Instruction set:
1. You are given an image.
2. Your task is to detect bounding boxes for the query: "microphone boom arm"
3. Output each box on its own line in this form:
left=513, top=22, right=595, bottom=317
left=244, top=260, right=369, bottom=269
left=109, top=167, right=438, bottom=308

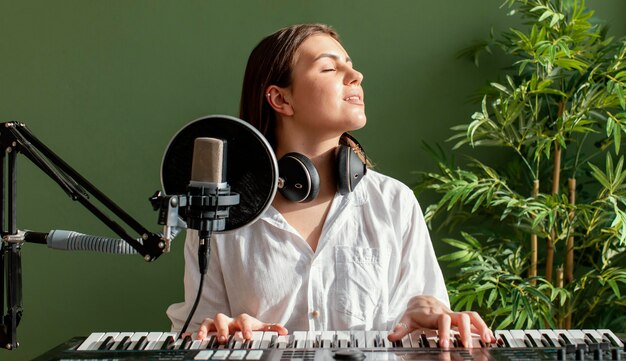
left=0, top=121, right=166, bottom=350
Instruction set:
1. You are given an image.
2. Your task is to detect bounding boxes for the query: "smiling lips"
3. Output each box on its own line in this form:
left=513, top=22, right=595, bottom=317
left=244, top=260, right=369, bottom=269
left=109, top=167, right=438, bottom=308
left=344, top=93, right=364, bottom=105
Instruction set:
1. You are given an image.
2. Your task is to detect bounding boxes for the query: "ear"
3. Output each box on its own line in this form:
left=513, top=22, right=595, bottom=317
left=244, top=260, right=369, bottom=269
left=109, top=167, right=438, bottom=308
left=266, top=86, right=294, bottom=117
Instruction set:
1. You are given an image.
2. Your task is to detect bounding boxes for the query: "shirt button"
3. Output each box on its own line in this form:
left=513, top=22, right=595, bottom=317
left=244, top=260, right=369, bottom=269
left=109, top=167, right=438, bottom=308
left=311, top=310, right=320, bottom=318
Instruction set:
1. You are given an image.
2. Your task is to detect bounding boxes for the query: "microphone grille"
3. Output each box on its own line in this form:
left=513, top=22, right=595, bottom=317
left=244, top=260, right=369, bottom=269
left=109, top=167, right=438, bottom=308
left=191, top=138, right=224, bottom=183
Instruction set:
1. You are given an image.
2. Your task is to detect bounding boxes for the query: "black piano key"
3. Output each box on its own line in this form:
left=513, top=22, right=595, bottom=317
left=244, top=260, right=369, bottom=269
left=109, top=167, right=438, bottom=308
left=134, top=335, right=148, bottom=350
left=420, top=333, right=430, bottom=348
left=115, top=335, right=130, bottom=350
left=287, top=334, right=295, bottom=348
left=270, top=334, right=278, bottom=348
left=207, top=335, right=217, bottom=349
left=525, top=334, right=540, bottom=348
left=226, top=335, right=235, bottom=349
left=161, top=335, right=176, bottom=350
left=541, top=333, right=557, bottom=347
left=498, top=334, right=511, bottom=348
left=98, top=336, right=114, bottom=350
left=585, top=332, right=610, bottom=351
left=179, top=335, right=193, bottom=350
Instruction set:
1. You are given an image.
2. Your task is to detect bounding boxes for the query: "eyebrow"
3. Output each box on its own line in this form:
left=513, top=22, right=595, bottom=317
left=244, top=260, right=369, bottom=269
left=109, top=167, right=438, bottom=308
left=314, top=53, right=352, bottom=63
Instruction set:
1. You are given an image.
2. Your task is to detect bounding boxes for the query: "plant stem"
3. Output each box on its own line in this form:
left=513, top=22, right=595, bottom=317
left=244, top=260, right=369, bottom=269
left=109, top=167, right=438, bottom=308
left=565, top=177, right=576, bottom=329
left=529, top=179, right=539, bottom=285
left=546, top=141, right=561, bottom=283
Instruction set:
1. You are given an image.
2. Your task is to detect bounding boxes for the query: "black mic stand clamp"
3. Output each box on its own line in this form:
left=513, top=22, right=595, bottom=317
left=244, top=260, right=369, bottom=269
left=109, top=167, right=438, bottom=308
left=0, top=121, right=171, bottom=350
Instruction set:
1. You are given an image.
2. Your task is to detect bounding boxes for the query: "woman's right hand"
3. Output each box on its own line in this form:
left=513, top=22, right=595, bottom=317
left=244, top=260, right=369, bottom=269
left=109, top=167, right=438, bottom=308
left=196, top=313, right=288, bottom=342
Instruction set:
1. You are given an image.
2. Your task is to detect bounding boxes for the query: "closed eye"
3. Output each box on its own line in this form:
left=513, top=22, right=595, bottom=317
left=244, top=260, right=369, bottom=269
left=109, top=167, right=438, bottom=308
left=322, top=68, right=336, bottom=72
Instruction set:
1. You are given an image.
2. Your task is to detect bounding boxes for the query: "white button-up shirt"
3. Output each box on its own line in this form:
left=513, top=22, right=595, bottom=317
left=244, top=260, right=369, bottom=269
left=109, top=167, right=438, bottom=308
left=167, top=170, right=449, bottom=332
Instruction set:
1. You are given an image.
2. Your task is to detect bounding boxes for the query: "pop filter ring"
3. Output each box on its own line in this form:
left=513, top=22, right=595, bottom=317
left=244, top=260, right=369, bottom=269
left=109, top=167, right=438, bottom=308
left=160, top=115, right=278, bottom=232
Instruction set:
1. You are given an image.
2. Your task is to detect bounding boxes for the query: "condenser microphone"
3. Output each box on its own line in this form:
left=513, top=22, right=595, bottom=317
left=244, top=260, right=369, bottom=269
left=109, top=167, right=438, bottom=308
left=185, top=137, right=239, bottom=236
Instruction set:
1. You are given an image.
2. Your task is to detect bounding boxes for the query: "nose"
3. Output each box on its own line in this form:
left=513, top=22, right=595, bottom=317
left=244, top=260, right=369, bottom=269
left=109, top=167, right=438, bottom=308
left=345, top=67, right=364, bottom=86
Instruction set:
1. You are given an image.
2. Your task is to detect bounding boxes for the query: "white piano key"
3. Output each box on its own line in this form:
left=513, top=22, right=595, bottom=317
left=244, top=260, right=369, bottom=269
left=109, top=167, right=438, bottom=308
left=261, top=331, right=277, bottom=348
left=190, top=339, right=203, bottom=350
left=320, top=331, right=335, bottom=348
left=336, top=331, right=351, bottom=348
left=111, top=332, right=134, bottom=350
left=399, top=332, right=412, bottom=348
left=246, top=350, right=264, bottom=360
left=292, top=331, right=307, bottom=349
left=305, top=330, right=321, bottom=348
left=229, top=350, right=247, bottom=359
left=598, top=328, right=625, bottom=348
left=275, top=334, right=290, bottom=348
left=77, top=332, right=106, bottom=351
left=249, top=331, right=264, bottom=349
left=96, top=332, right=120, bottom=350
left=509, top=330, right=530, bottom=348
left=538, top=329, right=561, bottom=347
left=365, top=330, right=380, bottom=348
left=143, top=332, right=165, bottom=350
left=352, top=330, right=366, bottom=348
left=212, top=350, right=231, bottom=360
left=564, top=329, right=588, bottom=348
left=553, top=329, right=577, bottom=349
left=407, top=331, right=421, bottom=348
left=524, top=330, right=545, bottom=348
left=495, top=330, right=521, bottom=348
left=194, top=350, right=214, bottom=360
left=155, top=331, right=178, bottom=350
left=379, top=330, right=392, bottom=348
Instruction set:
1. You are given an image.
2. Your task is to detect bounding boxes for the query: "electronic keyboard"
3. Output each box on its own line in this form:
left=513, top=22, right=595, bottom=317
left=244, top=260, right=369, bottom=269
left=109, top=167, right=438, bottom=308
left=34, top=329, right=626, bottom=361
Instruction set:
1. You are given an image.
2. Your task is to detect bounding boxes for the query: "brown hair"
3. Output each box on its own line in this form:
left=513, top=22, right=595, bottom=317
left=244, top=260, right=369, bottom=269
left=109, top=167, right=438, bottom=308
left=239, top=23, right=370, bottom=166
left=239, top=23, right=338, bottom=148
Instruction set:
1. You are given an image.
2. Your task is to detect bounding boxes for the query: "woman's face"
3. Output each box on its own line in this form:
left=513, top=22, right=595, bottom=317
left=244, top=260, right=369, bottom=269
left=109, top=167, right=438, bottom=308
left=283, top=34, right=366, bottom=138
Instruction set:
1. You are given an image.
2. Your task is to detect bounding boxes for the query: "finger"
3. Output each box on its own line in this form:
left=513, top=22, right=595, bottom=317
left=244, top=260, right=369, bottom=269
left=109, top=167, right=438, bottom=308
left=437, top=313, right=452, bottom=349
left=197, top=318, right=215, bottom=340
left=453, top=312, right=472, bottom=348
left=264, top=323, right=289, bottom=335
left=387, top=320, right=411, bottom=342
left=467, top=311, right=495, bottom=343
left=237, top=314, right=255, bottom=340
left=214, top=313, right=232, bottom=344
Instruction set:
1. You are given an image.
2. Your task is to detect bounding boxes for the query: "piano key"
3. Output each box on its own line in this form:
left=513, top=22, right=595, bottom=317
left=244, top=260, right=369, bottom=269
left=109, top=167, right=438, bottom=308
left=113, top=333, right=133, bottom=350
left=598, top=329, right=625, bottom=349
left=260, top=331, right=277, bottom=349
left=306, top=330, right=321, bottom=348
left=399, top=333, right=411, bottom=348
left=212, top=350, right=231, bottom=360
left=553, top=329, right=579, bottom=352
left=144, top=332, right=167, bottom=350
left=229, top=350, right=247, bottom=360
left=495, top=330, right=521, bottom=348
left=509, top=330, right=532, bottom=348
left=365, top=330, right=379, bottom=348
left=408, top=331, right=422, bottom=348
left=291, top=331, right=307, bottom=349
left=564, top=329, right=589, bottom=351
left=352, top=330, right=365, bottom=348
left=538, top=329, right=561, bottom=348
left=231, top=332, right=246, bottom=349
left=583, top=329, right=611, bottom=350
left=194, top=350, right=214, bottom=360
left=97, top=332, right=119, bottom=350
left=77, top=332, right=106, bottom=351
left=190, top=339, right=203, bottom=350
left=126, top=332, right=148, bottom=350
left=379, top=330, right=392, bottom=348
left=320, top=331, right=335, bottom=348
left=246, top=350, right=264, bottom=360
left=336, top=330, right=351, bottom=348
left=275, top=334, right=290, bottom=348
left=160, top=334, right=176, bottom=350
left=179, top=334, right=193, bottom=350
left=423, top=329, right=438, bottom=348
left=524, top=330, right=544, bottom=348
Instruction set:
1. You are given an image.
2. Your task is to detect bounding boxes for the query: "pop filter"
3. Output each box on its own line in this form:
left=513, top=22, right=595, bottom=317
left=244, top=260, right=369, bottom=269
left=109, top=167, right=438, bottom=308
left=161, top=115, right=278, bottom=232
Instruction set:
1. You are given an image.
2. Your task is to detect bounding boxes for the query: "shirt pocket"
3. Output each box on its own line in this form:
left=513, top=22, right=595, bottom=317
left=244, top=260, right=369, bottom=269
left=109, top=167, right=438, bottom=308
left=332, top=245, right=382, bottom=322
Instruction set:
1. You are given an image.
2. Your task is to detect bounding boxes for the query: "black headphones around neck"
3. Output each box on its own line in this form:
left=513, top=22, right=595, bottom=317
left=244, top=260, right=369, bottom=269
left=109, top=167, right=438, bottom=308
left=277, top=135, right=367, bottom=203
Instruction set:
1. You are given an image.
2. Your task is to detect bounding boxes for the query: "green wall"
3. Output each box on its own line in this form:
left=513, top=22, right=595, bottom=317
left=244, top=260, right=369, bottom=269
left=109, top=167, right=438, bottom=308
left=1, top=1, right=625, bottom=359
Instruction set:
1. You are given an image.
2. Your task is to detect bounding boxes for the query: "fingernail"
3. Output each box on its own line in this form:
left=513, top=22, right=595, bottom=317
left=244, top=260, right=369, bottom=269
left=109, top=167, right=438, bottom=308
left=441, top=339, right=449, bottom=348
left=244, top=331, right=252, bottom=339
left=219, top=335, right=227, bottom=343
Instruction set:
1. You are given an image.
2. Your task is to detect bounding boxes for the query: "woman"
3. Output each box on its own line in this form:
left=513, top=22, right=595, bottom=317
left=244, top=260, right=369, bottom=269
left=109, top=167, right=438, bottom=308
left=167, top=23, right=495, bottom=348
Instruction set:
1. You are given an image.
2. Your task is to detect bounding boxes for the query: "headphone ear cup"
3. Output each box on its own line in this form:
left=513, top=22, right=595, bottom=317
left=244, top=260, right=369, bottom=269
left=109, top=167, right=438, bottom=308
left=278, top=152, right=320, bottom=203
left=336, top=145, right=367, bottom=195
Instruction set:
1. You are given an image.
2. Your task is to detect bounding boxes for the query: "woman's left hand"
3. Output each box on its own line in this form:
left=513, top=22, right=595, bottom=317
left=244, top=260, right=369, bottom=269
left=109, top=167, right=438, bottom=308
left=387, top=295, right=496, bottom=348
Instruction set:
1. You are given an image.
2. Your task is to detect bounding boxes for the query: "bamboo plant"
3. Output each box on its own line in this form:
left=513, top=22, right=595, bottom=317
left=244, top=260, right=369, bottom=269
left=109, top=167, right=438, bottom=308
left=417, top=0, right=626, bottom=330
